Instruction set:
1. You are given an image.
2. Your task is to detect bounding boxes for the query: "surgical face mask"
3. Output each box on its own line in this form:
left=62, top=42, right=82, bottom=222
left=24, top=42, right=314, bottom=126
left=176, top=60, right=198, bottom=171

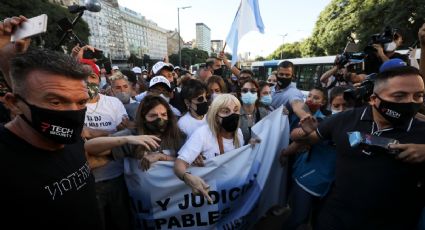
left=16, top=95, right=86, bottom=144
left=142, top=74, right=148, bottom=79
left=241, top=92, right=258, bottom=105
left=159, top=93, right=170, bottom=103
left=384, top=41, right=397, bottom=52
left=115, top=92, right=131, bottom=104
left=211, top=93, right=220, bottom=101
left=87, top=82, right=100, bottom=99
left=374, top=94, right=421, bottom=126
left=219, top=113, right=240, bottom=132
left=260, top=95, right=272, bottom=106
left=331, top=109, right=342, bottom=115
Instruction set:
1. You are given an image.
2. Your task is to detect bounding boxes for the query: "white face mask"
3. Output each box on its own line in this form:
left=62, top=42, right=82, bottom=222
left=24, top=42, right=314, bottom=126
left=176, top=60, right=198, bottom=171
left=331, top=109, right=342, bottom=115
left=384, top=41, right=397, bottom=52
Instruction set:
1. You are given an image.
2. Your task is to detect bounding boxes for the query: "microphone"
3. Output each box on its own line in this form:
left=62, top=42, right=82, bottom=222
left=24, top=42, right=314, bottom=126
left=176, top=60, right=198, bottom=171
left=67, top=0, right=101, bottom=14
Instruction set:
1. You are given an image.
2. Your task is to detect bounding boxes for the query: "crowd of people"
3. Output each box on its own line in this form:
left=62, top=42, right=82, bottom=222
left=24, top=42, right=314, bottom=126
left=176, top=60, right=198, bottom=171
left=1, top=15, right=425, bottom=230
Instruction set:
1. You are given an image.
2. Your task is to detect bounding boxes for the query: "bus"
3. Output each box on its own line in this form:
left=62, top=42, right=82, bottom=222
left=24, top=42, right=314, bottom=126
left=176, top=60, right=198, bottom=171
left=251, top=56, right=336, bottom=91
left=251, top=49, right=420, bottom=92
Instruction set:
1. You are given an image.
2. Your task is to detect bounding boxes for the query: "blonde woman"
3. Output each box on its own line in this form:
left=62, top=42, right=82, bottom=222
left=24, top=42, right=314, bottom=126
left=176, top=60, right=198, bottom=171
left=174, top=94, right=244, bottom=202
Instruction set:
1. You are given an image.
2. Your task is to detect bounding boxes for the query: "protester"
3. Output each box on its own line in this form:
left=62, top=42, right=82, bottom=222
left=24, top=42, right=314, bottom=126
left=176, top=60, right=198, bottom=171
left=206, top=75, right=227, bottom=100
left=178, top=79, right=209, bottom=137
left=174, top=94, right=244, bottom=202
left=258, top=80, right=274, bottom=111
left=239, top=79, right=269, bottom=144
left=280, top=87, right=343, bottom=230
left=110, top=71, right=139, bottom=121
left=85, top=95, right=185, bottom=171
left=0, top=16, right=101, bottom=227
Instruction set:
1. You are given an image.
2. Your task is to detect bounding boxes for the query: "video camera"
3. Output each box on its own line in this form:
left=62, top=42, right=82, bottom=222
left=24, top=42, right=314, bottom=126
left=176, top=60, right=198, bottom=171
left=343, top=73, right=377, bottom=107
left=364, top=26, right=398, bottom=54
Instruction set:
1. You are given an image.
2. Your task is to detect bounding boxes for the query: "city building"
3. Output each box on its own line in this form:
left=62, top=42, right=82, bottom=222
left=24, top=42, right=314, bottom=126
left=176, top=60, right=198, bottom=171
left=211, top=39, right=223, bottom=54
left=81, top=0, right=126, bottom=60
left=195, top=23, right=211, bottom=54
left=167, top=30, right=183, bottom=56
left=119, top=6, right=149, bottom=58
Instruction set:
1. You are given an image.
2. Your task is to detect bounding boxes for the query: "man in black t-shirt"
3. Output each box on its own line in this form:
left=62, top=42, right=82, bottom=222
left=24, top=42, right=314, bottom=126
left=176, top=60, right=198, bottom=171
left=0, top=17, right=101, bottom=229
left=295, top=65, right=425, bottom=229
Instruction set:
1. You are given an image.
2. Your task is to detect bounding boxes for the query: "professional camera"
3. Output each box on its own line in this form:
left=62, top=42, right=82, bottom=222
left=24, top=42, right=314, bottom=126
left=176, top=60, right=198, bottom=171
left=364, top=26, right=397, bottom=54
left=343, top=73, right=377, bottom=107
left=335, top=52, right=366, bottom=69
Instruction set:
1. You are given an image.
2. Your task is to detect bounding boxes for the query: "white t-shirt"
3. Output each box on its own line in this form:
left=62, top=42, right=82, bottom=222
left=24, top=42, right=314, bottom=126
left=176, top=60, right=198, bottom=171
left=177, top=113, right=207, bottom=137
left=177, top=125, right=244, bottom=164
left=84, top=94, right=128, bottom=132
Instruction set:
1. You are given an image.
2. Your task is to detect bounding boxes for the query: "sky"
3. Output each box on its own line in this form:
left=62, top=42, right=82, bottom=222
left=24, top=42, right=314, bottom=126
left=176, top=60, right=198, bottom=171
left=117, top=0, right=332, bottom=58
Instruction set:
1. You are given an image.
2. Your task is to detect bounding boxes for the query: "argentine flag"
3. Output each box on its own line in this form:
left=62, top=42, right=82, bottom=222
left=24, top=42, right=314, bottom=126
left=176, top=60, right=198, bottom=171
left=225, top=0, right=265, bottom=66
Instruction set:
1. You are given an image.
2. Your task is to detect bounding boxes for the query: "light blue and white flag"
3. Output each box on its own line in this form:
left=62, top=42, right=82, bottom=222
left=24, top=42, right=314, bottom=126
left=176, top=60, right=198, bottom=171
left=225, top=0, right=265, bottom=66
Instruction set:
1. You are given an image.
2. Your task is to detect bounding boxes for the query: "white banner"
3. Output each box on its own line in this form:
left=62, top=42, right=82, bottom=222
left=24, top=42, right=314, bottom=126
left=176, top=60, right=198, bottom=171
left=124, top=106, right=290, bottom=229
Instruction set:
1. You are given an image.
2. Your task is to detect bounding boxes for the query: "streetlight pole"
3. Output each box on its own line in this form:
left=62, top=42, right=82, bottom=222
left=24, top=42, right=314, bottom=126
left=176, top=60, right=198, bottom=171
left=279, top=33, right=288, bottom=60
left=178, top=6, right=191, bottom=67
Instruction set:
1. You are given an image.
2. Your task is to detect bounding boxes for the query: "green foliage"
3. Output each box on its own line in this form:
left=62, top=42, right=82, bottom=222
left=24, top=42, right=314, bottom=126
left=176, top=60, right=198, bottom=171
left=269, top=0, right=425, bottom=57
left=168, top=48, right=209, bottom=69
left=267, top=42, right=304, bottom=59
left=255, top=56, right=266, bottom=61
left=0, top=0, right=90, bottom=51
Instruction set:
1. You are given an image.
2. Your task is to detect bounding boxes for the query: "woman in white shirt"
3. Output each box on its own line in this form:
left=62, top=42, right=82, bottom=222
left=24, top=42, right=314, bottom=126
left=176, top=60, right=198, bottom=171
left=178, top=79, right=209, bottom=137
left=174, top=94, right=244, bottom=202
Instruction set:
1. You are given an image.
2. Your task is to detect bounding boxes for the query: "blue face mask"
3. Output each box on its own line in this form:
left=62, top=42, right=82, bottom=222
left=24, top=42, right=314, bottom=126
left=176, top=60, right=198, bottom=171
left=260, top=95, right=272, bottom=106
left=241, top=92, right=258, bottom=105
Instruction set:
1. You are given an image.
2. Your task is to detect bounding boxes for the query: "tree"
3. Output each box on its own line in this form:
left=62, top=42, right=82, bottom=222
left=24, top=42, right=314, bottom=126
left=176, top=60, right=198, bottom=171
left=168, top=48, right=209, bottom=69
left=0, top=0, right=90, bottom=51
left=255, top=56, right=266, bottom=61
left=268, top=42, right=304, bottom=59
left=306, top=0, right=425, bottom=56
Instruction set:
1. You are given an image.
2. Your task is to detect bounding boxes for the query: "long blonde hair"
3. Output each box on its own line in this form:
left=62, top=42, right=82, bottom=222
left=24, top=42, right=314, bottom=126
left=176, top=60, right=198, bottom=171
left=207, top=94, right=241, bottom=148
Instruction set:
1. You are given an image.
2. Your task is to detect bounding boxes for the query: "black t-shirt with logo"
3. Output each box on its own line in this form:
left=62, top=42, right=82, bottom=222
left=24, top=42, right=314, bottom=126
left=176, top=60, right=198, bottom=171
left=0, top=125, right=101, bottom=229
left=316, top=106, right=425, bottom=230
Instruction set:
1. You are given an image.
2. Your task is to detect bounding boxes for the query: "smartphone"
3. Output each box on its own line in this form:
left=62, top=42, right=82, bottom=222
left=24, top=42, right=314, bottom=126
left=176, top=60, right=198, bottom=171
left=11, top=14, right=48, bottom=42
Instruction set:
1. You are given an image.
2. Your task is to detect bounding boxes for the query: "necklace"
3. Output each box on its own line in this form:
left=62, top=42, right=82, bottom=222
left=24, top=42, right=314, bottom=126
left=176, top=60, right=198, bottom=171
left=86, top=101, right=100, bottom=114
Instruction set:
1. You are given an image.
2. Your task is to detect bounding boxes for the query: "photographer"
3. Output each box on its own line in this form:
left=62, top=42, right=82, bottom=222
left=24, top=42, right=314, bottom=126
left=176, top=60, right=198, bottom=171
left=295, top=63, right=425, bottom=229
left=320, top=55, right=365, bottom=92
left=365, top=27, right=408, bottom=74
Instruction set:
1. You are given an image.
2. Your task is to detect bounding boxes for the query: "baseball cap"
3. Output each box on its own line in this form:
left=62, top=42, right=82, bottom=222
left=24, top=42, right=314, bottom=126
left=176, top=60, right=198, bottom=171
left=174, top=66, right=181, bottom=70
left=152, top=61, right=174, bottom=75
left=379, top=58, right=407, bottom=73
left=132, top=66, right=142, bottom=74
left=112, top=66, right=119, bottom=70
left=79, top=58, right=100, bottom=77
left=149, top=75, right=172, bottom=91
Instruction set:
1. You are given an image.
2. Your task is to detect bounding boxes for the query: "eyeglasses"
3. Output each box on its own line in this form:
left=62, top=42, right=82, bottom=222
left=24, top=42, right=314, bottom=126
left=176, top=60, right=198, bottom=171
left=241, top=88, right=257, bottom=94
left=193, top=95, right=210, bottom=103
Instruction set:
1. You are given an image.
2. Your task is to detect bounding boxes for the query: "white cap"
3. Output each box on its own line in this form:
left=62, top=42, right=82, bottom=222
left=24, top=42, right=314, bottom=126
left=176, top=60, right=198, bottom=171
left=132, top=66, right=142, bottom=74
left=174, top=66, right=181, bottom=70
left=149, top=75, right=171, bottom=91
left=152, top=61, right=173, bottom=75
left=112, top=66, right=119, bottom=70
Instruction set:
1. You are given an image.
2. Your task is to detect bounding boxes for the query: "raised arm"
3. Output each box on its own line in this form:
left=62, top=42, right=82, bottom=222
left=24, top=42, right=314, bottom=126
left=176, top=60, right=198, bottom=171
left=85, top=135, right=161, bottom=156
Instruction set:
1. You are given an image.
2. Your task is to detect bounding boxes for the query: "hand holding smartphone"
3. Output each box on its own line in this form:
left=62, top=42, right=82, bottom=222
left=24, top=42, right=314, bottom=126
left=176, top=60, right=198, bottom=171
left=10, top=14, right=48, bottom=42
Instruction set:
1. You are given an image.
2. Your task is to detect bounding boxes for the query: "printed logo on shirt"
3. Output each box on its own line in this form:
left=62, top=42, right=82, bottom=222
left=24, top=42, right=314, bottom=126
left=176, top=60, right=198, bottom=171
left=85, top=115, right=113, bottom=128
left=44, top=162, right=91, bottom=200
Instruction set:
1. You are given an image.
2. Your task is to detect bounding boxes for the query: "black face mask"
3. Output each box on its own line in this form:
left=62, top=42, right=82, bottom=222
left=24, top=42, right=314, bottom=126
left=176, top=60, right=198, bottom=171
left=219, top=113, right=240, bottom=132
left=213, top=67, right=224, bottom=77
left=374, top=94, right=422, bottom=126
left=145, top=118, right=168, bottom=133
left=17, top=95, right=86, bottom=144
left=192, top=101, right=209, bottom=116
left=277, top=77, right=292, bottom=89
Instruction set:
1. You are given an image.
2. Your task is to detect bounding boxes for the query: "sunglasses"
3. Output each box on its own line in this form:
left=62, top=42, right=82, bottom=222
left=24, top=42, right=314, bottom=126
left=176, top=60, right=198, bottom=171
left=241, top=88, right=257, bottom=94
left=193, top=95, right=210, bottom=103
